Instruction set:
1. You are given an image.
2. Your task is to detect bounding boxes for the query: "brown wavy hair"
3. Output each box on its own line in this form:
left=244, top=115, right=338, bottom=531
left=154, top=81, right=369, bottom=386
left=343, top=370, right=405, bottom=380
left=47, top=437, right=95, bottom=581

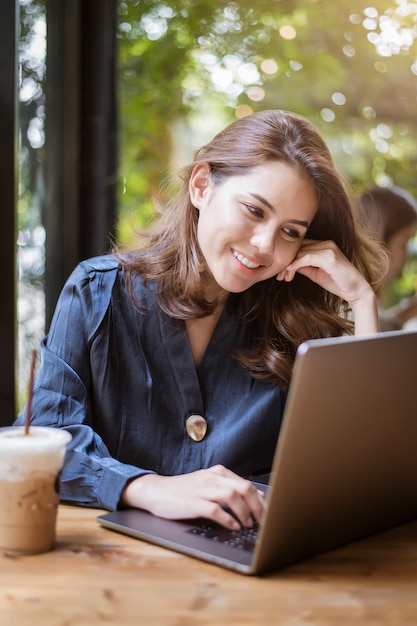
left=119, top=110, right=387, bottom=387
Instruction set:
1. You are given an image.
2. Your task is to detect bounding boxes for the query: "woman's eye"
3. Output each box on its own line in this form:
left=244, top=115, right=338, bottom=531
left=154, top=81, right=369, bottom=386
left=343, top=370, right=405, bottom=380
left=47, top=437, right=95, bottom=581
left=283, top=227, right=302, bottom=239
left=244, top=204, right=264, bottom=218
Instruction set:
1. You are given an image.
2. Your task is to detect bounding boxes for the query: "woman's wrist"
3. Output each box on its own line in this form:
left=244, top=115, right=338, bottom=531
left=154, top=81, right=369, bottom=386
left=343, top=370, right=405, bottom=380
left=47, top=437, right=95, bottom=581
left=349, top=287, right=380, bottom=335
left=121, top=473, right=159, bottom=509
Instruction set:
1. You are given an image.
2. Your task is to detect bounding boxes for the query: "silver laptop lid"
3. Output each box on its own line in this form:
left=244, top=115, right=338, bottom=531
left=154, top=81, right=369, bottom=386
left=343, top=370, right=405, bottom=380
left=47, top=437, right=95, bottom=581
left=253, top=330, right=417, bottom=573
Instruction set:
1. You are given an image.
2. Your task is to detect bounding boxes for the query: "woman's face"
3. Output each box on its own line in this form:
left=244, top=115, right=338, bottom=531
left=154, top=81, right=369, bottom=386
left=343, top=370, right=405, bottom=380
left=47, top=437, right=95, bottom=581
left=190, top=161, right=318, bottom=299
left=385, top=221, right=417, bottom=283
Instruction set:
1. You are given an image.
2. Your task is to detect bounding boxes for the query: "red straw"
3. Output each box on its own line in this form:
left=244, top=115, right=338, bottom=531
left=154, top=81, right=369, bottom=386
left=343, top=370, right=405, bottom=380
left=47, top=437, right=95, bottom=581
left=25, top=350, right=38, bottom=435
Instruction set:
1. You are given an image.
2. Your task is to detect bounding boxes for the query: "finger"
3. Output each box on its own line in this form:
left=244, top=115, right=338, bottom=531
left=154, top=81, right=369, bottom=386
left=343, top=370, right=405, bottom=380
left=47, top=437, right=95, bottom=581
left=225, top=493, right=254, bottom=528
left=199, top=501, right=242, bottom=530
left=300, top=238, right=332, bottom=249
left=300, top=238, right=320, bottom=245
left=243, top=482, right=266, bottom=523
left=276, top=269, right=287, bottom=281
left=225, top=480, right=266, bottom=527
left=207, top=467, right=266, bottom=526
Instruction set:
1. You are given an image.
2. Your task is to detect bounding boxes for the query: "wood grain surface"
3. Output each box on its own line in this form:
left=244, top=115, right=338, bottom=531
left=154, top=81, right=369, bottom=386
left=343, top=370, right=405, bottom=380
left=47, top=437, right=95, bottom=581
left=1, top=504, right=417, bottom=625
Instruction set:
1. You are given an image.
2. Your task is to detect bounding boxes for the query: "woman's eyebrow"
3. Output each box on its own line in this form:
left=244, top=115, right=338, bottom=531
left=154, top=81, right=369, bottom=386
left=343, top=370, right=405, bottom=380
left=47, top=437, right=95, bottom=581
left=249, top=193, right=310, bottom=228
left=249, top=192, right=276, bottom=211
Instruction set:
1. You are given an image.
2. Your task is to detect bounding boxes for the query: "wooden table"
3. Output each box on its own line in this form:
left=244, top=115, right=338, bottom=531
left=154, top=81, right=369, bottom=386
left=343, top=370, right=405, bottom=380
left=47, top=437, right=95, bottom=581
left=1, top=504, right=417, bottom=625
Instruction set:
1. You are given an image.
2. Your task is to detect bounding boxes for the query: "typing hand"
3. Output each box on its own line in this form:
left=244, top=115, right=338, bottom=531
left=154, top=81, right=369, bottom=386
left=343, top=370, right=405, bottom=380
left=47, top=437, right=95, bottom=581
left=121, top=465, right=265, bottom=530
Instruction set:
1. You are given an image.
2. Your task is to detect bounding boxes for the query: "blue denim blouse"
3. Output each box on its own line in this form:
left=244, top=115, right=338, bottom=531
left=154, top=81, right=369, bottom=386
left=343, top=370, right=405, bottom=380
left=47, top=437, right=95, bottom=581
left=16, top=256, right=287, bottom=510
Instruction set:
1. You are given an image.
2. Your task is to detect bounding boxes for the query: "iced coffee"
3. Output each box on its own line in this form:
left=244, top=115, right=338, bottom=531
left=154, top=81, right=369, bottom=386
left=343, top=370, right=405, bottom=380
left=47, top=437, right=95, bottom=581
left=0, top=426, right=71, bottom=554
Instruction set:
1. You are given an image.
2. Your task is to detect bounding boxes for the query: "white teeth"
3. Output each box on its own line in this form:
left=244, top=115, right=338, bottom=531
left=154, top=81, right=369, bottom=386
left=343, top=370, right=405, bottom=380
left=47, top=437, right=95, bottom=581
left=233, top=250, right=261, bottom=269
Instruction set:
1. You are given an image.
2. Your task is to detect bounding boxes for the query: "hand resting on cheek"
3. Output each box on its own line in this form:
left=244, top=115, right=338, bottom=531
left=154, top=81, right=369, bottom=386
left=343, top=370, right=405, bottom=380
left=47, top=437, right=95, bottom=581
left=276, top=239, right=380, bottom=335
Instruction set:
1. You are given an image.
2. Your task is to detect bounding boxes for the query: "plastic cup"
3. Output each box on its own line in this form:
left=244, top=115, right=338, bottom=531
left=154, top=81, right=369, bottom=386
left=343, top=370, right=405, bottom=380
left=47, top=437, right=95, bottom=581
left=0, top=426, right=71, bottom=555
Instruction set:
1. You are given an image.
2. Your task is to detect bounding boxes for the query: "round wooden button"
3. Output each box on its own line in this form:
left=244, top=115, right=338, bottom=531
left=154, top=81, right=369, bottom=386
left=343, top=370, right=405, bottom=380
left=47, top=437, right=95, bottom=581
left=185, top=414, right=207, bottom=442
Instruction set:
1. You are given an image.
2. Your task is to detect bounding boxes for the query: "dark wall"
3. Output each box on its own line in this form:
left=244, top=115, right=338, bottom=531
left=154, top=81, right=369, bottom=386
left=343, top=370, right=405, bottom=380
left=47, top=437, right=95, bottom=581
left=0, top=1, right=18, bottom=426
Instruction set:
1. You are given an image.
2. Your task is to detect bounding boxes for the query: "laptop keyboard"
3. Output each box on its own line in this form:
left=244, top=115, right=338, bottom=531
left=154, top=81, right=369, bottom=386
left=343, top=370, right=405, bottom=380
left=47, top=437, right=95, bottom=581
left=187, top=521, right=259, bottom=552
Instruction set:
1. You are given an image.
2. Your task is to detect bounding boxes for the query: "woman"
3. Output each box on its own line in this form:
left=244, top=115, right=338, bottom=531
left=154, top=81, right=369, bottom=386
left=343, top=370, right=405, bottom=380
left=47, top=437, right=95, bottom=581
left=360, top=185, right=417, bottom=331
left=17, top=110, right=386, bottom=531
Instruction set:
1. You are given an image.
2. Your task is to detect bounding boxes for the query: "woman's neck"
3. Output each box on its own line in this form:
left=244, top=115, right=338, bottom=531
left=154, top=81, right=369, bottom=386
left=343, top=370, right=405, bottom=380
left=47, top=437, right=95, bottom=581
left=185, top=300, right=227, bottom=367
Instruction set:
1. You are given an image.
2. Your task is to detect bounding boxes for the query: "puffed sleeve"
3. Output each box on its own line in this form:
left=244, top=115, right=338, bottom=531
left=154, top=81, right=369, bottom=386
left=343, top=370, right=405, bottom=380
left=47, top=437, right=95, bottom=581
left=15, top=257, right=148, bottom=510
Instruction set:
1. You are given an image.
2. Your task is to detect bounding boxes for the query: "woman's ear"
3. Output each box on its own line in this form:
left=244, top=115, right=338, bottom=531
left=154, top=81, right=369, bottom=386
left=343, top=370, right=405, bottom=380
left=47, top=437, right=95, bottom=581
left=189, top=162, right=211, bottom=209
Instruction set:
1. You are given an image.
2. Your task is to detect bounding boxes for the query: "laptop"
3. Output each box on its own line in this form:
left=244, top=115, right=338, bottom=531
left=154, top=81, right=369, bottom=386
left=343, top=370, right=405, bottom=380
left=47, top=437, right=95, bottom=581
left=98, top=330, right=417, bottom=575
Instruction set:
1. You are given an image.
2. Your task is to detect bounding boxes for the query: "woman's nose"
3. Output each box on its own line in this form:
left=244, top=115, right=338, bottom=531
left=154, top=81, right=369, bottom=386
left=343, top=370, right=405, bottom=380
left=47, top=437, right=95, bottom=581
left=250, top=230, right=275, bottom=255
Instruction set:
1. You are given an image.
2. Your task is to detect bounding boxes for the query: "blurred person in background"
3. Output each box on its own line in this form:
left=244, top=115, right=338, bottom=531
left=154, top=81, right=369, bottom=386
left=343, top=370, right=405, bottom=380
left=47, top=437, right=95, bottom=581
left=360, top=185, right=417, bottom=331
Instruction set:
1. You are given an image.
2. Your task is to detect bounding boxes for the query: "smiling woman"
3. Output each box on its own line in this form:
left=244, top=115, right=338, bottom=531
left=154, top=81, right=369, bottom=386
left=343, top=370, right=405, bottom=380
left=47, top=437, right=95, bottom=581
left=190, top=161, right=317, bottom=296
left=121, top=109, right=387, bottom=365
left=16, top=110, right=387, bottom=533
